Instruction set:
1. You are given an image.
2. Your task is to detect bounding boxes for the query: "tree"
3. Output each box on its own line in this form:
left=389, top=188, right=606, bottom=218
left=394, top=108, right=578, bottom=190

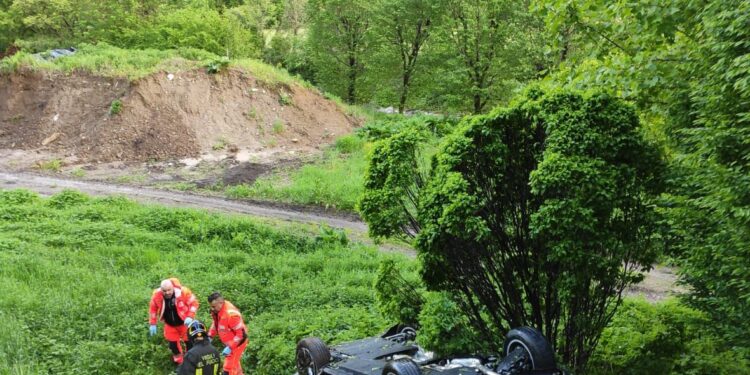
left=534, top=0, right=750, bottom=349
left=361, top=89, right=665, bottom=371
left=434, top=0, right=544, bottom=113
left=371, top=0, right=438, bottom=113
left=306, top=0, right=373, bottom=104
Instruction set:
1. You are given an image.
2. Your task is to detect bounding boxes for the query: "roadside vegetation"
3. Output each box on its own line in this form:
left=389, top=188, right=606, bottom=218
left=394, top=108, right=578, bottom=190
left=2, top=0, right=749, bottom=373
left=225, top=116, right=449, bottom=211
left=0, top=189, right=413, bottom=374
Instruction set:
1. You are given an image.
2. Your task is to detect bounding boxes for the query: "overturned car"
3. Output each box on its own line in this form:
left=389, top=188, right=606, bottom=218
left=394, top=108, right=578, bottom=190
left=296, top=325, right=564, bottom=375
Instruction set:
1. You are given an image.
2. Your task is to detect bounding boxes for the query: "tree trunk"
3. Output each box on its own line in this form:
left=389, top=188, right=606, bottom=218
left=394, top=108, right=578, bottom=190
left=347, top=56, right=357, bottom=104
left=398, top=72, right=412, bottom=113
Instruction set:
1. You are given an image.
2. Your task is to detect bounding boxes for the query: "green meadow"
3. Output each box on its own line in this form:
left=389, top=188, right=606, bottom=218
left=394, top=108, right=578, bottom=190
left=0, top=189, right=416, bottom=374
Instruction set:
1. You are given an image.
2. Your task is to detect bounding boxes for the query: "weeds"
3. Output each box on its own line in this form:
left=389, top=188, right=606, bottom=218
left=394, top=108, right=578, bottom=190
left=37, top=159, right=62, bottom=172
left=279, top=92, right=293, bottom=106
left=212, top=137, right=228, bottom=150
left=245, top=107, right=257, bottom=120
left=205, top=57, right=230, bottom=74
left=70, top=168, right=86, bottom=178
left=272, top=119, right=285, bottom=134
left=0, top=189, right=412, bottom=373
left=109, top=99, right=122, bottom=115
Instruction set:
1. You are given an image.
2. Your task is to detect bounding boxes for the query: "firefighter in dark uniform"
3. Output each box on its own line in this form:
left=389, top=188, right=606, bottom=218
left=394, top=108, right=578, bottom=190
left=178, top=320, right=222, bottom=375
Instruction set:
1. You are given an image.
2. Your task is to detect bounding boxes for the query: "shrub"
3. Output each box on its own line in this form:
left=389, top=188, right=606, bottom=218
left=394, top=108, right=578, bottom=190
left=335, top=135, right=365, bottom=154
left=588, top=298, right=750, bottom=375
left=417, top=292, right=483, bottom=356
left=374, top=259, right=424, bottom=325
left=46, top=189, right=89, bottom=209
left=109, top=99, right=122, bottom=115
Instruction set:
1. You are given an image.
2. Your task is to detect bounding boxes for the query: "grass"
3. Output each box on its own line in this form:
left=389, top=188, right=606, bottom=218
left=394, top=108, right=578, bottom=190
left=225, top=138, right=371, bottom=211
left=109, top=99, right=122, bottom=115
left=272, top=119, right=285, bottom=134
left=212, top=137, right=228, bottom=151
left=36, top=159, right=62, bottom=172
left=0, top=189, right=416, bottom=374
left=0, top=43, right=312, bottom=88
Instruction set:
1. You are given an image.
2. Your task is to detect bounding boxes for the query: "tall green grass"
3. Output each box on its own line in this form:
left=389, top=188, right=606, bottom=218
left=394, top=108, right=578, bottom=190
left=0, top=189, right=416, bottom=374
left=0, top=43, right=310, bottom=87
left=226, top=135, right=371, bottom=211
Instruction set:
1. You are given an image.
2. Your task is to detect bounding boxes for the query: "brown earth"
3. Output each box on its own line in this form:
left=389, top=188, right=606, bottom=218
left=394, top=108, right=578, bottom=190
left=0, top=68, right=358, bottom=163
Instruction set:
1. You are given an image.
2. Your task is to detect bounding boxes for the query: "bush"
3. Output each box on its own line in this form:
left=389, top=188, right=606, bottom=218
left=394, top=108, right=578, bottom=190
left=335, top=135, right=365, bottom=154
left=109, top=99, right=122, bottom=115
left=374, top=259, right=423, bottom=324
left=417, top=292, right=483, bottom=356
left=588, top=298, right=750, bottom=375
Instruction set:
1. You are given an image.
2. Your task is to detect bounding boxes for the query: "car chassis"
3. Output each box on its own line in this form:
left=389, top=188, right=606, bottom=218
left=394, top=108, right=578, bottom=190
left=296, top=325, right=565, bottom=375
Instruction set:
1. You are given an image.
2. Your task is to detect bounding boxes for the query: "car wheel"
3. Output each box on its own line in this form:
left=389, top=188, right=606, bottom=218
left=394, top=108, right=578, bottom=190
left=296, top=337, right=331, bottom=375
left=382, top=358, right=421, bottom=375
left=503, top=327, right=556, bottom=371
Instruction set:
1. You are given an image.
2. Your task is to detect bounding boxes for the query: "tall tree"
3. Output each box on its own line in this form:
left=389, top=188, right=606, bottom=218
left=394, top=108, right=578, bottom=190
left=372, top=0, right=438, bottom=113
left=306, top=0, right=373, bottom=104
left=361, top=90, right=665, bottom=371
left=535, top=0, right=750, bottom=348
left=436, top=0, right=542, bottom=113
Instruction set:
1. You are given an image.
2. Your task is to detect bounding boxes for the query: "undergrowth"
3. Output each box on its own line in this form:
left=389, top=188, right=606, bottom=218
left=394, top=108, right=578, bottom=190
left=0, top=189, right=416, bottom=374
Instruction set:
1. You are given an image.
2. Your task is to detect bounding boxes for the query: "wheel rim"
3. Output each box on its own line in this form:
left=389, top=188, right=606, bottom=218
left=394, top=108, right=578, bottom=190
left=507, top=339, right=534, bottom=370
left=296, top=347, right=316, bottom=375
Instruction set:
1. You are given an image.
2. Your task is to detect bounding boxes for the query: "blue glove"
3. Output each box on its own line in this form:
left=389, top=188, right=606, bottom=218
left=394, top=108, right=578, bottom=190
left=149, top=325, right=157, bottom=336
left=222, top=346, right=232, bottom=357
left=184, top=317, right=193, bottom=327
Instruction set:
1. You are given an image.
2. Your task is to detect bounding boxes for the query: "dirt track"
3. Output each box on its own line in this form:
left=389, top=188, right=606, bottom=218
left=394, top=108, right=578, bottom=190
left=0, top=171, right=680, bottom=300
left=0, top=171, right=367, bottom=232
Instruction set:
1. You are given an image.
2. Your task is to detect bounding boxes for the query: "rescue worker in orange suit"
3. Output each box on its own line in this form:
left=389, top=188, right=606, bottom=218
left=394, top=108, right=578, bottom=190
left=208, top=292, right=248, bottom=375
left=149, top=278, right=200, bottom=365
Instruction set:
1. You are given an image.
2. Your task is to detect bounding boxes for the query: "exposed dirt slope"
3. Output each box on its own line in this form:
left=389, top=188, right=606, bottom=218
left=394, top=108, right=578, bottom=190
left=0, top=68, right=358, bottom=163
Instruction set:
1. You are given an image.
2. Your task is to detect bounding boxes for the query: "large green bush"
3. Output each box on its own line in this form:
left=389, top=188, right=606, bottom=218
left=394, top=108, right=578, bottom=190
left=588, top=298, right=750, bottom=375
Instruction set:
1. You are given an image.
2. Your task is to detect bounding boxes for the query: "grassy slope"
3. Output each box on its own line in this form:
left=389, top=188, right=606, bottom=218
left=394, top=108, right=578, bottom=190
left=0, top=43, right=309, bottom=86
left=0, top=189, right=416, bottom=374
left=226, top=136, right=370, bottom=211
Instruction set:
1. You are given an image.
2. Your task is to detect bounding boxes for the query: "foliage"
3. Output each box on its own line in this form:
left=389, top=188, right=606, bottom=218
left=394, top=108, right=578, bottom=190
left=205, top=56, right=230, bottom=74
left=362, top=89, right=665, bottom=371
left=417, top=292, right=483, bottom=356
left=306, top=0, right=374, bottom=104
left=373, top=259, right=424, bottom=325
left=334, top=135, right=364, bottom=154
left=0, top=43, right=206, bottom=79
left=360, top=129, right=430, bottom=240
left=229, top=140, right=372, bottom=211
left=425, top=0, right=546, bottom=113
left=534, top=0, right=750, bottom=350
left=369, top=0, right=438, bottom=113
left=0, top=188, right=413, bottom=374
left=109, top=99, right=122, bottom=115
left=588, top=298, right=750, bottom=375
left=36, top=159, right=62, bottom=172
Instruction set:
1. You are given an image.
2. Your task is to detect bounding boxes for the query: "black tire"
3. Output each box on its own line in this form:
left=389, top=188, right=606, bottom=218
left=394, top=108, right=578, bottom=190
left=296, top=337, right=331, bottom=375
left=503, top=327, right=556, bottom=370
left=382, top=358, right=421, bottom=375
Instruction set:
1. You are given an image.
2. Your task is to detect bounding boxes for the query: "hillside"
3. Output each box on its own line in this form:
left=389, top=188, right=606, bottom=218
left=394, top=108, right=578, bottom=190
left=0, top=67, right=359, bottom=164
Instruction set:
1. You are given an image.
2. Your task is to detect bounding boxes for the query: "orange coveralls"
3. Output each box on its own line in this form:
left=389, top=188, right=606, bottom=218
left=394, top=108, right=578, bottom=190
left=209, top=300, right=248, bottom=375
left=148, top=278, right=199, bottom=362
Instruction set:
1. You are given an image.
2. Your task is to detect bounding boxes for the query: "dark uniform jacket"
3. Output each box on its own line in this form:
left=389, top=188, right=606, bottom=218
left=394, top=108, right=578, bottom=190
left=177, top=340, right=221, bottom=375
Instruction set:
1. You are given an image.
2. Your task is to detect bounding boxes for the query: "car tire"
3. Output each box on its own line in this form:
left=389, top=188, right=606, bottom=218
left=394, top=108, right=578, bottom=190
left=382, top=358, right=421, bottom=375
left=296, top=337, right=331, bottom=375
left=503, top=327, right=556, bottom=370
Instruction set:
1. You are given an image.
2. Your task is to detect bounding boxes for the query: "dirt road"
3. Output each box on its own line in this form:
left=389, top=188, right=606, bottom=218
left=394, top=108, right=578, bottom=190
left=0, top=171, right=367, bottom=232
left=0, top=171, right=680, bottom=300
